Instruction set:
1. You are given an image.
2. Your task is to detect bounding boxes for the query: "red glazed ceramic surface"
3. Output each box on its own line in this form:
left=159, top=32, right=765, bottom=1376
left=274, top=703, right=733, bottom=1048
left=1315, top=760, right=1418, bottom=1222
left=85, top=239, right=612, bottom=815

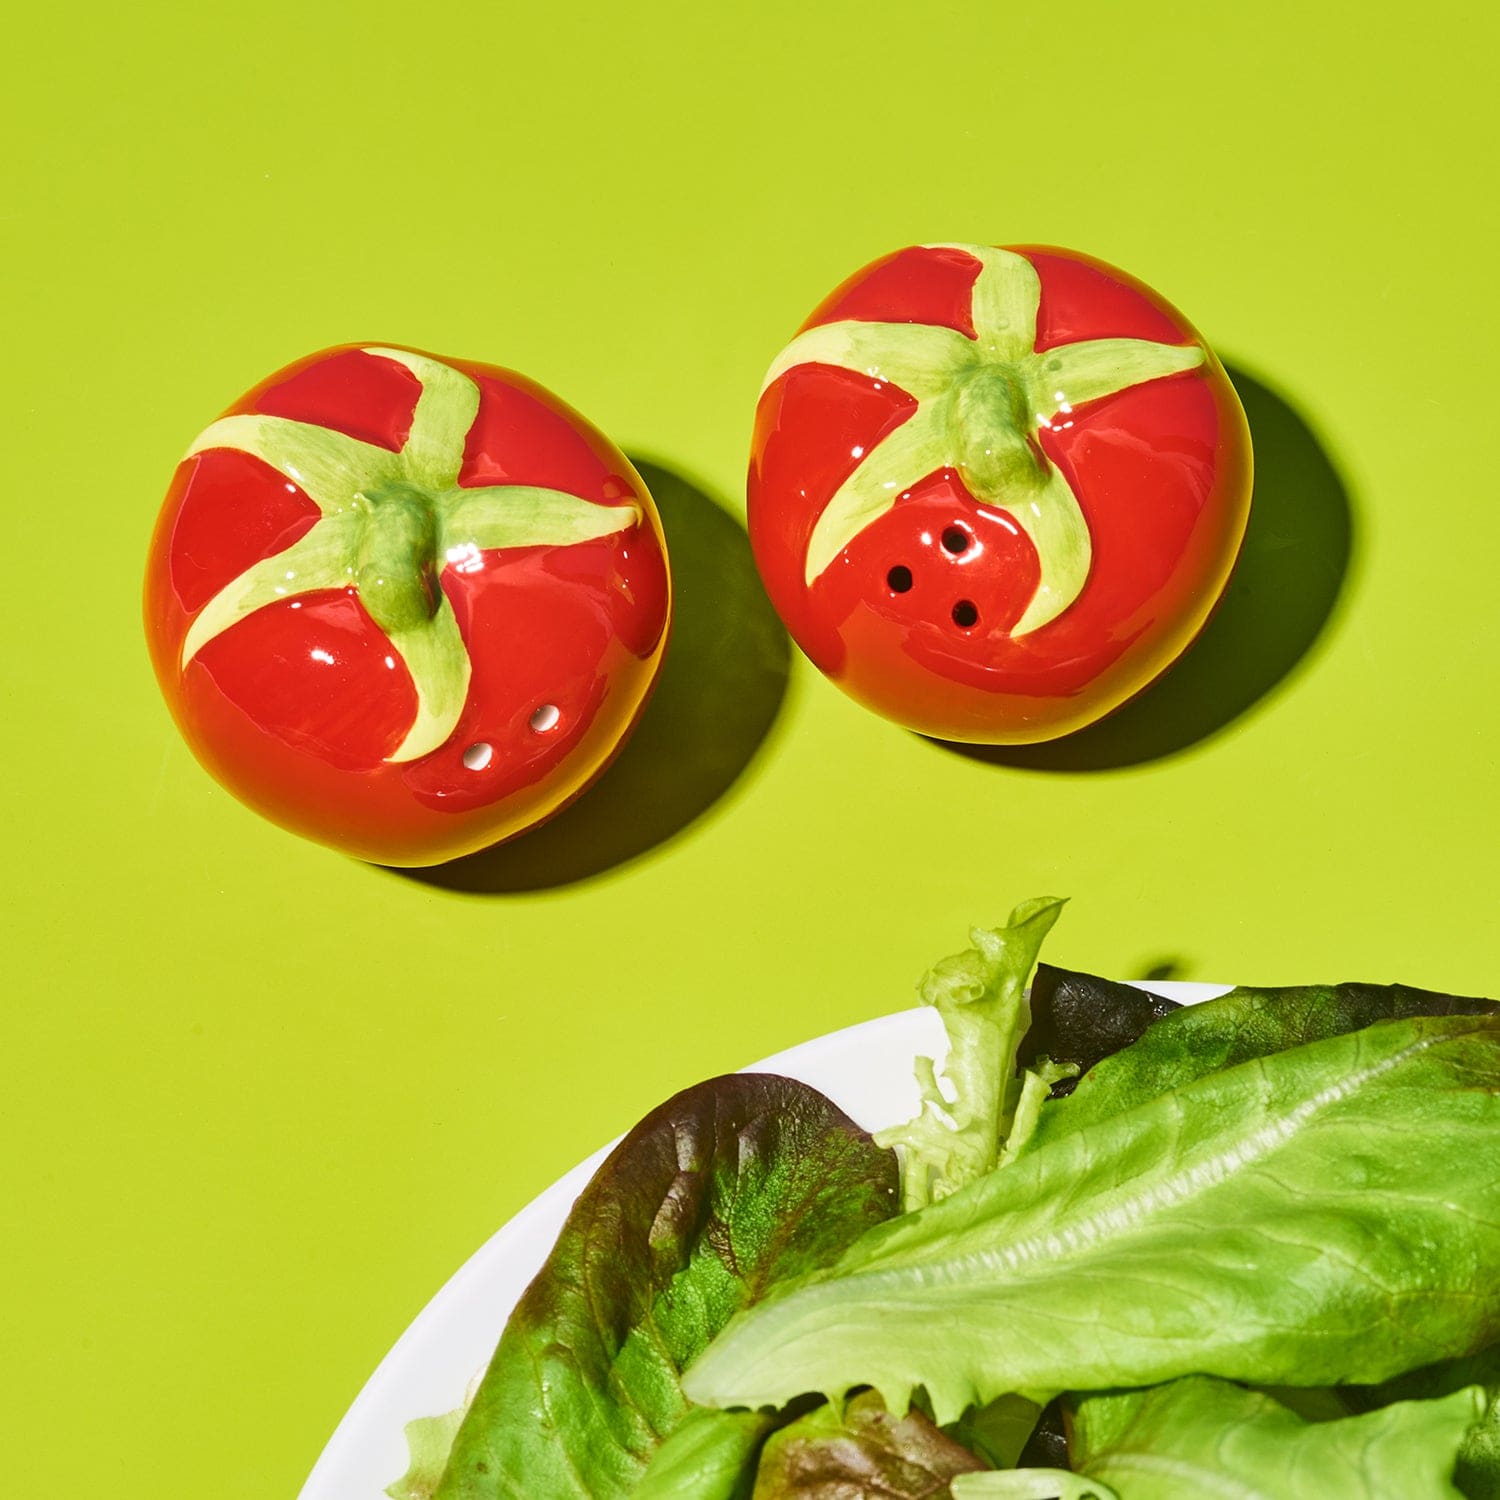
left=748, top=244, right=1253, bottom=743
left=144, top=344, right=671, bottom=865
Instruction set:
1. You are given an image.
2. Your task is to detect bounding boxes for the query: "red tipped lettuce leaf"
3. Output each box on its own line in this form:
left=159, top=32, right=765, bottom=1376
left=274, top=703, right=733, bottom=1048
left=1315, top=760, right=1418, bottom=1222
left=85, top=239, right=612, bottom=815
left=432, top=1072, right=898, bottom=1499
left=750, top=1390, right=987, bottom=1499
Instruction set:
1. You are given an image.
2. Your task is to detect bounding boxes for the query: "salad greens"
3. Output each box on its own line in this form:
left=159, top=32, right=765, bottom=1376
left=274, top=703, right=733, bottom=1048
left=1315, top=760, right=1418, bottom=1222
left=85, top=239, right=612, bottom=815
left=686, top=1008, right=1500, bottom=1418
left=1349, top=1344, right=1500, bottom=1494
left=633, top=1408, right=776, bottom=1500
left=1026, top=972, right=1497, bottom=1138
left=874, top=897, right=1065, bottom=1213
left=1017, top=963, right=1183, bottom=1089
left=398, top=901, right=1500, bottom=1497
left=950, top=1379, right=1485, bottom=1498
left=748, top=1390, right=986, bottom=1497
left=424, top=1072, right=896, bottom=1498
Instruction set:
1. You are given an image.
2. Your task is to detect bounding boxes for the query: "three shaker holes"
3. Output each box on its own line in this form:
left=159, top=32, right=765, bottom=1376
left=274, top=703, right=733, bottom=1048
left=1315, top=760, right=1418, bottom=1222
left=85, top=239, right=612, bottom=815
left=885, top=527, right=980, bottom=630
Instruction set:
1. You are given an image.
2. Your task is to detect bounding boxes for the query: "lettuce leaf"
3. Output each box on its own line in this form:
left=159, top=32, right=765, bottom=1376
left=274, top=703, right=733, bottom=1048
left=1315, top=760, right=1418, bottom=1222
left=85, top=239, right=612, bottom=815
left=749, top=1390, right=986, bottom=1498
left=634, top=1408, right=777, bottom=1500
left=1032, top=977, right=1496, bottom=1144
left=433, top=1073, right=897, bottom=1498
left=1017, top=964, right=1183, bottom=1091
left=944, top=1394, right=1048, bottom=1471
left=875, top=898, right=1066, bottom=1211
left=1348, top=1344, right=1500, bottom=1498
left=387, top=1408, right=470, bottom=1500
left=685, top=1011, right=1500, bottom=1422
left=949, top=1377, right=1483, bottom=1499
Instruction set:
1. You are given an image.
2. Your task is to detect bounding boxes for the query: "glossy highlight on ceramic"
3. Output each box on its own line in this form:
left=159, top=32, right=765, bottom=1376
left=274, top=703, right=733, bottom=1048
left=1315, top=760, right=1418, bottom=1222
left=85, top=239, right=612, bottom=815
left=748, top=243, right=1253, bottom=744
left=144, top=344, right=671, bottom=865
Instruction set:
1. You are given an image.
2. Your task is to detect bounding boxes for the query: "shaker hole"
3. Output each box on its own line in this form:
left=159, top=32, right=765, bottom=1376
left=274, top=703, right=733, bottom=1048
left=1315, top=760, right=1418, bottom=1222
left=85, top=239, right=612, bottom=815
left=941, top=527, right=970, bottom=555
left=952, top=600, right=979, bottom=628
left=887, top=565, right=914, bottom=593
left=529, top=703, right=562, bottom=734
left=462, top=742, right=494, bottom=771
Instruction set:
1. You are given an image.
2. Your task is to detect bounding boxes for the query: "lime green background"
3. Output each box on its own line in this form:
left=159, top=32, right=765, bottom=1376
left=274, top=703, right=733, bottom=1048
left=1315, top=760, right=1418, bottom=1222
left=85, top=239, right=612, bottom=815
left=5, top=3, right=1498, bottom=1493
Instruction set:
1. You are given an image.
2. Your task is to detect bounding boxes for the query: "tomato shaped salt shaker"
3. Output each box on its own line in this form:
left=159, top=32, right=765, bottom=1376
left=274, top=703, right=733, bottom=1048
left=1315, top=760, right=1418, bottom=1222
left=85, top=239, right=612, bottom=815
left=748, top=244, right=1252, bottom=742
left=144, top=344, right=671, bottom=865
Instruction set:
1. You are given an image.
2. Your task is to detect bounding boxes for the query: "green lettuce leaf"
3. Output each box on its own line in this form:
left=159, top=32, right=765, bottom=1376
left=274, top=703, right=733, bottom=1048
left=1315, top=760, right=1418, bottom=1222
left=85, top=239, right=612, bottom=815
left=1349, top=1344, right=1500, bottom=1498
left=634, top=1407, right=778, bottom=1500
left=434, top=1073, right=898, bottom=1498
left=387, top=1408, right=470, bottom=1500
left=948, top=1471, right=1105, bottom=1499
left=749, top=1389, right=987, bottom=1498
left=948, top=1377, right=1482, bottom=1499
left=1031, top=977, right=1496, bottom=1144
left=685, top=1012, right=1500, bottom=1422
left=875, top=899, right=1066, bottom=1211
left=945, top=1394, right=1047, bottom=1471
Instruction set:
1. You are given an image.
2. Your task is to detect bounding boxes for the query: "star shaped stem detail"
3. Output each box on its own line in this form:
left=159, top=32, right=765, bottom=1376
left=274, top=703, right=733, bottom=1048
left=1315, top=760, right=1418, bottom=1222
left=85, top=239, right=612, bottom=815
left=764, top=245, right=1205, bottom=635
left=181, top=347, right=641, bottom=762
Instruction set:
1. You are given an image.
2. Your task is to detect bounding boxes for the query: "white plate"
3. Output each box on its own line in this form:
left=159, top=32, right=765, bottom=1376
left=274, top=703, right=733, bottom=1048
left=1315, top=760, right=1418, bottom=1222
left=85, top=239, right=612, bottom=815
left=298, top=982, right=1226, bottom=1499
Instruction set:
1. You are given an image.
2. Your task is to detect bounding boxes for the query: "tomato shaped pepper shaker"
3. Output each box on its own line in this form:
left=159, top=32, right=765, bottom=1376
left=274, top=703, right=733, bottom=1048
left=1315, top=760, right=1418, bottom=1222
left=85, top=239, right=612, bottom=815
left=748, top=244, right=1252, bottom=742
left=145, top=344, right=671, bottom=865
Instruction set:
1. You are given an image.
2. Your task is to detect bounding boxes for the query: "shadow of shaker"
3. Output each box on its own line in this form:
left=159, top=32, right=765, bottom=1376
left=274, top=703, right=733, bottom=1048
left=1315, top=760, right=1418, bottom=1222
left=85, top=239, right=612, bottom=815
left=393, top=457, right=791, bottom=894
left=939, top=365, right=1355, bottom=772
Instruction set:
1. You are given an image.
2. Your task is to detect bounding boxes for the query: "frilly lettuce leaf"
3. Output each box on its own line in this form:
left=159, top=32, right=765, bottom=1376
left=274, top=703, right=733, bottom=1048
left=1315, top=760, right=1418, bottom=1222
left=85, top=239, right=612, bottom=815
left=875, top=898, right=1067, bottom=1211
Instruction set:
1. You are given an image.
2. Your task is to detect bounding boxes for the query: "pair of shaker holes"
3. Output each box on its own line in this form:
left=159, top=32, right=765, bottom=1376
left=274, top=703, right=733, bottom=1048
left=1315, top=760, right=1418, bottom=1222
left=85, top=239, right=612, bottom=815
left=886, top=527, right=980, bottom=630
left=461, top=703, right=561, bottom=771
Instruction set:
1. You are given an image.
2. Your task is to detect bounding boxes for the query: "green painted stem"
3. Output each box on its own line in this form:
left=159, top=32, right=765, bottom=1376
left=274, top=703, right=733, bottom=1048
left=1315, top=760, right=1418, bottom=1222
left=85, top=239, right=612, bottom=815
left=952, top=367, right=1049, bottom=497
left=353, top=483, right=443, bottom=636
